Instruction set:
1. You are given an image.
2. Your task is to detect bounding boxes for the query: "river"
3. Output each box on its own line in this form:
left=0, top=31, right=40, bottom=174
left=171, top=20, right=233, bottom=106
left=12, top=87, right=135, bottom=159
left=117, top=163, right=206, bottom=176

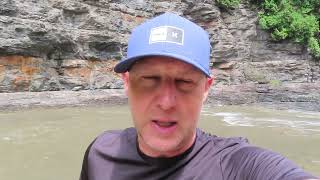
left=0, top=105, right=319, bottom=179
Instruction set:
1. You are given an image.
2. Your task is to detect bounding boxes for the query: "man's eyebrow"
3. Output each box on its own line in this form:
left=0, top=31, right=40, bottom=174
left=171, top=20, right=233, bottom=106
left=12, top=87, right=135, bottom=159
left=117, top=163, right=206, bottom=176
left=130, top=69, right=155, bottom=75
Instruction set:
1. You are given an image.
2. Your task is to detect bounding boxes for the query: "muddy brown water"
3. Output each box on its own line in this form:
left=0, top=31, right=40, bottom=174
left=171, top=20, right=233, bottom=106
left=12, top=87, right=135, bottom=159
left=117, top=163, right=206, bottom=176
left=0, top=105, right=319, bottom=179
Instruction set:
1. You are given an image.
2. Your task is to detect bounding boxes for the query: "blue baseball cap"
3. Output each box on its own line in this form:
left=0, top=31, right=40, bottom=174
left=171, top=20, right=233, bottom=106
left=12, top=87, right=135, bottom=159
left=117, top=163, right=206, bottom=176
left=114, top=12, right=211, bottom=77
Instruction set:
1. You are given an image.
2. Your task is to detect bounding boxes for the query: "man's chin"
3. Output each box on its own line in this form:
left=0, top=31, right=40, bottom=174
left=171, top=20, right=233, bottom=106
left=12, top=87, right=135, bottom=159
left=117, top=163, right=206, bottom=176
left=139, top=136, right=184, bottom=157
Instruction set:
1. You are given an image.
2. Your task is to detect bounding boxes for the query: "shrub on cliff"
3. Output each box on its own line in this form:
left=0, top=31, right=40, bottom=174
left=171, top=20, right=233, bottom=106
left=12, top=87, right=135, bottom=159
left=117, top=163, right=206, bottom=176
left=216, top=0, right=320, bottom=59
left=257, top=0, right=320, bottom=59
left=215, top=0, right=241, bottom=8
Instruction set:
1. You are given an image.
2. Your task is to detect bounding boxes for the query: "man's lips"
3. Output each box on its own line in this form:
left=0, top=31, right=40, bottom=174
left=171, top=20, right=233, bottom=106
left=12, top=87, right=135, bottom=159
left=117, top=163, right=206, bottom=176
left=151, top=119, right=178, bottom=134
left=152, top=120, right=177, bottom=127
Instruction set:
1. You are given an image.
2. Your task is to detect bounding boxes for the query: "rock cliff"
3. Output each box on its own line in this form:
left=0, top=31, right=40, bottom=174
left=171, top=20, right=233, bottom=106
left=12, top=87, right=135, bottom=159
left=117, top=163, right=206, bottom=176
left=0, top=0, right=319, bottom=110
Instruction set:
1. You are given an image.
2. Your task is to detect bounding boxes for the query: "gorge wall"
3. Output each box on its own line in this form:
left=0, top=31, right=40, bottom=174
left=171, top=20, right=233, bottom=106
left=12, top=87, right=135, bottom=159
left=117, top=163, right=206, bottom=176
left=0, top=0, right=319, bottom=110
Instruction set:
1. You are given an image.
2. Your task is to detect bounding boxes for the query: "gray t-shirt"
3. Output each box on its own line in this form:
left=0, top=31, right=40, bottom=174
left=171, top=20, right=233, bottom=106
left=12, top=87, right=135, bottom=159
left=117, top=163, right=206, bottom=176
left=80, top=128, right=316, bottom=180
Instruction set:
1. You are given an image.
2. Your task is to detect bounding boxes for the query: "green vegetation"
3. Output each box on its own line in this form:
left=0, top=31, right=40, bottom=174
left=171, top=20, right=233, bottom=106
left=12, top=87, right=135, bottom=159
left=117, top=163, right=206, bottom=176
left=269, top=79, right=282, bottom=87
left=215, top=0, right=320, bottom=59
left=215, top=0, right=241, bottom=9
left=258, top=0, right=320, bottom=59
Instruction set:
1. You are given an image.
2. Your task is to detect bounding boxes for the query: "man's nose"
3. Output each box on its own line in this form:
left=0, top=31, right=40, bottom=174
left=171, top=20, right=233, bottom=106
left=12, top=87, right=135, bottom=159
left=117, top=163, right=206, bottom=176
left=157, top=81, right=177, bottom=111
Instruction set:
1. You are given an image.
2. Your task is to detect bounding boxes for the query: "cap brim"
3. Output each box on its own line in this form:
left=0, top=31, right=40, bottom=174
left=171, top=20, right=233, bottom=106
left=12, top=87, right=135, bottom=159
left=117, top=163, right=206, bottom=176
left=114, top=53, right=210, bottom=77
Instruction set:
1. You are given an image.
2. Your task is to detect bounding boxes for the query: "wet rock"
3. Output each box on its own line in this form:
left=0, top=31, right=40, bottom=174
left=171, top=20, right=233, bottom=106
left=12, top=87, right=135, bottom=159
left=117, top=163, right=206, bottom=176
left=72, top=86, right=82, bottom=91
left=29, top=74, right=47, bottom=92
left=61, top=59, right=89, bottom=68
left=183, top=3, right=220, bottom=22
left=0, top=0, right=18, bottom=16
left=110, top=79, right=124, bottom=89
left=88, top=41, right=123, bottom=60
left=91, top=74, right=114, bottom=89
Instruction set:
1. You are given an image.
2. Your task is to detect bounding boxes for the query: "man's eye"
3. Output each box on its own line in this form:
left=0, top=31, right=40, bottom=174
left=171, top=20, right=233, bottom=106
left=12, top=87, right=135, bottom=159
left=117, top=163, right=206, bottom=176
left=176, top=79, right=193, bottom=84
left=142, top=76, right=160, bottom=81
left=140, top=76, right=160, bottom=88
left=175, top=79, right=197, bottom=92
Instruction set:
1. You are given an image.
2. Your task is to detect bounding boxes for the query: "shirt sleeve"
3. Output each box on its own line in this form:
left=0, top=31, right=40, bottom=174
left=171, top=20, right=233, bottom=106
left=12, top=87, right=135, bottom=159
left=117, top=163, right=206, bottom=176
left=221, top=145, right=317, bottom=180
left=79, top=139, right=96, bottom=180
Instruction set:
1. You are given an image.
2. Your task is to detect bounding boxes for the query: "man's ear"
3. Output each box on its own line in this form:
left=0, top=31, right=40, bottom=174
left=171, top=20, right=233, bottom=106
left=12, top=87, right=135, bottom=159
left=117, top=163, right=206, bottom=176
left=203, top=77, right=214, bottom=103
left=121, top=72, right=129, bottom=95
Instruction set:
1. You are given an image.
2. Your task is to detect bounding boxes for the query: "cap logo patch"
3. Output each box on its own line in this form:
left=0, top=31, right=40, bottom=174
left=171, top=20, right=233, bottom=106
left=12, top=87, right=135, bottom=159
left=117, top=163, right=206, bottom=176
left=149, top=26, right=184, bottom=45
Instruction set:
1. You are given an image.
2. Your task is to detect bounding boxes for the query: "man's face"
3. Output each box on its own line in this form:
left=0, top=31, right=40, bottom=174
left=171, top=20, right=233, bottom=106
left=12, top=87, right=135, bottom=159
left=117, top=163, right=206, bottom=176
left=122, top=56, right=213, bottom=157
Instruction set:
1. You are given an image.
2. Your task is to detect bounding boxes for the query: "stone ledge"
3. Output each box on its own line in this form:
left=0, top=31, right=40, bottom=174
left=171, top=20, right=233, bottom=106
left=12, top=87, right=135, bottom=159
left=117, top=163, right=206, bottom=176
left=0, top=89, right=127, bottom=111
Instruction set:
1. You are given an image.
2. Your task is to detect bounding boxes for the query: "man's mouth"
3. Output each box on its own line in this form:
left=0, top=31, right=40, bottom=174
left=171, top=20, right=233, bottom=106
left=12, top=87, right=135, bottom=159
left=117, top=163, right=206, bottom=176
left=151, top=119, right=178, bottom=134
left=152, top=120, right=177, bottom=127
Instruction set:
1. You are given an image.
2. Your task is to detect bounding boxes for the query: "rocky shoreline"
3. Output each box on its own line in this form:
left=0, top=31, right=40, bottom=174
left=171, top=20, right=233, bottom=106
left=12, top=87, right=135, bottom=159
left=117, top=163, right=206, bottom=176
left=1, top=88, right=319, bottom=112
left=0, top=89, right=127, bottom=111
left=209, top=82, right=320, bottom=112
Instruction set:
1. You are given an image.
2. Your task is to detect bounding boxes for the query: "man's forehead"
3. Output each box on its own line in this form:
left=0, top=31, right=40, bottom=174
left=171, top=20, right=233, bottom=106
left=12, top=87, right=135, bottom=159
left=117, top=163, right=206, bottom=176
left=130, top=56, right=202, bottom=74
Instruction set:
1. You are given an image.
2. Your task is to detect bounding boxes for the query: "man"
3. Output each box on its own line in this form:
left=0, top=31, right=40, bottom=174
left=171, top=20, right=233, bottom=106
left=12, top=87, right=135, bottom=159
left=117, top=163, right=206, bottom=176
left=80, top=12, right=318, bottom=180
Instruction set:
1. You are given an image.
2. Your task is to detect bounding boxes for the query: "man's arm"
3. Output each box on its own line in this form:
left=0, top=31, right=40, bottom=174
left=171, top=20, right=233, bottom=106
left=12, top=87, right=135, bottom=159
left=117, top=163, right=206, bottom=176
left=221, top=145, right=318, bottom=180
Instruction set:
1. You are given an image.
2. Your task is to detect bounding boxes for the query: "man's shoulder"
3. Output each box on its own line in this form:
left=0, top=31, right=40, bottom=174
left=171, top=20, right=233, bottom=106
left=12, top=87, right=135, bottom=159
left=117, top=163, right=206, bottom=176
left=196, top=129, right=250, bottom=153
left=88, top=127, right=137, bottom=156
left=96, top=127, right=135, bottom=141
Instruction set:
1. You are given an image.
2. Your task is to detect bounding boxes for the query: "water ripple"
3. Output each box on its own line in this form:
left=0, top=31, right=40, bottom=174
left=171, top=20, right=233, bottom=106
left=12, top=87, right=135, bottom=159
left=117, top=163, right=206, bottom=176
left=202, top=108, right=320, bottom=135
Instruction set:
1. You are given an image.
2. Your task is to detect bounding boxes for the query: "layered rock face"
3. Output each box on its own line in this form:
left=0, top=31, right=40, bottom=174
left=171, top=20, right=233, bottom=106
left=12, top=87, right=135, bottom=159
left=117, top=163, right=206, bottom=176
left=0, top=56, right=122, bottom=92
left=0, top=0, right=319, bottom=109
